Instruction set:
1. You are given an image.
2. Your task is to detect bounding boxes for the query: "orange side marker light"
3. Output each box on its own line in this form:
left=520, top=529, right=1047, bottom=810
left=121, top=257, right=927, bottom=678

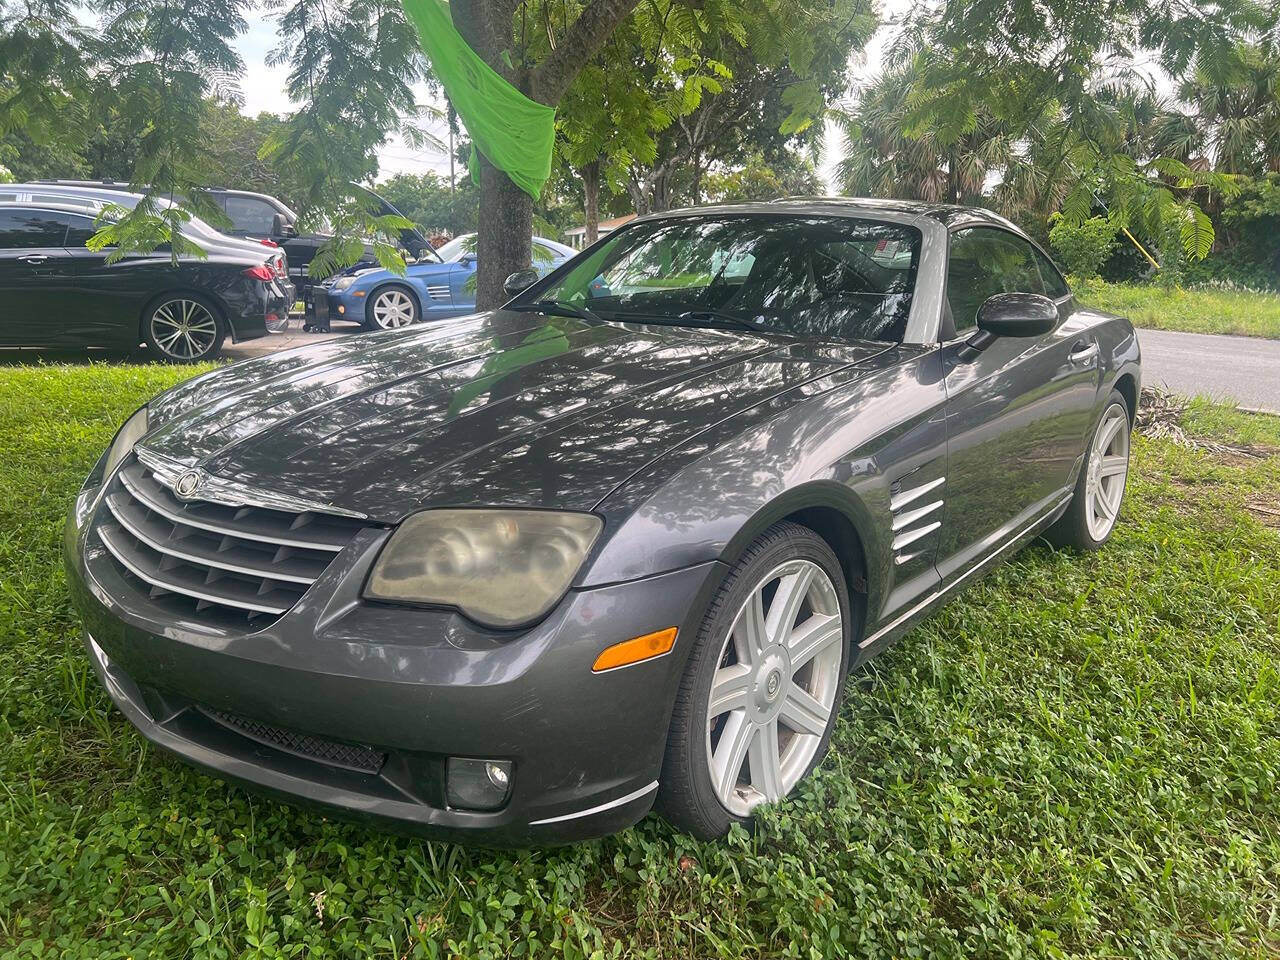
left=592, top=627, right=678, bottom=673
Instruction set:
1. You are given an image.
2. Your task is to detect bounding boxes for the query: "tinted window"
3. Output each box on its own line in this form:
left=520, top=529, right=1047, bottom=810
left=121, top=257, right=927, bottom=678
left=64, top=214, right=100, bottom=247
left=1033, top=247, right=1071, bottom=298
left=0, top=209, right=71, bottom=249
left=947, top=227, right=1049, bottom=332
left=538, top=216, right=922, bottom=343
left=224, top=196, right=278, bottom=234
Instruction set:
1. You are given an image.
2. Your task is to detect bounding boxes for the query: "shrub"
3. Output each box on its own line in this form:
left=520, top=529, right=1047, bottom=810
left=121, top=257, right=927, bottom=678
left=1049, top=214, right=1119, bottom=279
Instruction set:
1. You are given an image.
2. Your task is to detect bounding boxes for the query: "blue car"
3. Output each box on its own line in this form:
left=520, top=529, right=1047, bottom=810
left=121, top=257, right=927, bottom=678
left=322, top=233, right=575, bottom=330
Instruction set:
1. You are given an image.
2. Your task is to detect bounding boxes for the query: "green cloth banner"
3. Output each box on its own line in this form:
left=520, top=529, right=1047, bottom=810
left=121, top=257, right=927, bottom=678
left=402, top=0, right=556, bottom=200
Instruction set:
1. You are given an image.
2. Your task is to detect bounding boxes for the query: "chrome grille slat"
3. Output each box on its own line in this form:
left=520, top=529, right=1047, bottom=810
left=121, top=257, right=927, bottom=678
left=425, top=284, right=451, bottom=302
left=93, top=457, right=366, bottom=627
left=103, top=492, right=326, bottom=585
left=97, top=525, right=293, bottom=615
left=118, top=462, right=349, bottom=552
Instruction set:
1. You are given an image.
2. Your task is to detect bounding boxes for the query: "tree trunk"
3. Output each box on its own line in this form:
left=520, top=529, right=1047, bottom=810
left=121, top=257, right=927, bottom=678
left=475, top=157, right=534, bottom=309
left=583, top=160, right=600, bottom=244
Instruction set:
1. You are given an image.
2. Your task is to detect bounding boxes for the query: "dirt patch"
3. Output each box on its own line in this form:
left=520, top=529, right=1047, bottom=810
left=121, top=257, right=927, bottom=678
left=1137, top=388, right=1273, bottom=461
left=1245, top=495, right=1280, bottom=528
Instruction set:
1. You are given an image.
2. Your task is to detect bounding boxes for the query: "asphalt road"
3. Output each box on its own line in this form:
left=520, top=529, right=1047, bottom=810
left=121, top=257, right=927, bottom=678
left=225, top=322, right=1280, bottom=414
left=1137, top=328, right=1280, bottom=414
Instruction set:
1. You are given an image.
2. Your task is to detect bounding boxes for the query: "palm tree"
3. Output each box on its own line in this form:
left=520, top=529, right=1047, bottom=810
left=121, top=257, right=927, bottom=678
left=833, top=56, right=1072, bottom=222
left=1177, top=44, right=1280, bottom=175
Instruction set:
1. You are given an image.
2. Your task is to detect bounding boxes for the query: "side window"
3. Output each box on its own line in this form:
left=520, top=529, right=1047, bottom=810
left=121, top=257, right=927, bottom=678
left=0, top=209, right=71, bottom=249
left=224, top=196, right=278, bottom=235
left=946, top=227, right=1048, bottom=332
left=64, top=215, right=100, bottom=248
left=532, top=242, right=558, bottom=267
left=1032, top=247, right=1070, bottom=299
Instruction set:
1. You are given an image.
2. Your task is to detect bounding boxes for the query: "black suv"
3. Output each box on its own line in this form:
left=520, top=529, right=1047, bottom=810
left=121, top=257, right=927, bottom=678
left=35, top=181, right=436, bottom=305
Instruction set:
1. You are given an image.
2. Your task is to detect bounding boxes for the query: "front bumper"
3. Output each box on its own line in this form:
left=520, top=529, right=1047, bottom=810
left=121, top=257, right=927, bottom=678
left=64, top=501, right=720, bottom=845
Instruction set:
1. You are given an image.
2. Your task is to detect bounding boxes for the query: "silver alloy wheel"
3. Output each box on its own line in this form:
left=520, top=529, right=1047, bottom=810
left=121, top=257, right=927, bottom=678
left=1084, top=403, right=1130, bottom=541
left=372, top=289, right=416, bottom=328
left=705, top=558, right=843, bottom=817
left=150, top=299, right=219, bottom=360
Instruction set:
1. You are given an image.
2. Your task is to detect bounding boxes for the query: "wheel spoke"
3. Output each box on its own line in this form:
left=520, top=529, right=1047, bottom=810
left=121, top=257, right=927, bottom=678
left=708, top=663, right=750, bottom=717
left=748, top=719, right=783, bottom=801
left=779, top=685, right=830, bottom=737
left=711, top=710, right=753, bottom=800
left=765, top=565, right=814, bottom=645
left=1095, top=490, right=1117, bottom=522
left=1097, top=414, right=1123, bottom=452
left=732, top=590, right=767, bottom=666
left=1099, top=454, right=1127, bottom=477
left=787, top=612, right=840, bottom=670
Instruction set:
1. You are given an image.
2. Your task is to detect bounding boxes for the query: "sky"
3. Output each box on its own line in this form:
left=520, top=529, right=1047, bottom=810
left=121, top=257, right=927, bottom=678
left=229, top=1, right=911, bottom=192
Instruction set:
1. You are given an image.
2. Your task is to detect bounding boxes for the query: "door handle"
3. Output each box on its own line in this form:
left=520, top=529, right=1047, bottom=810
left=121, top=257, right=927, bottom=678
left=18, top=254, right=49, bottom=265
left=1068, top=339, right=1099, bottom=366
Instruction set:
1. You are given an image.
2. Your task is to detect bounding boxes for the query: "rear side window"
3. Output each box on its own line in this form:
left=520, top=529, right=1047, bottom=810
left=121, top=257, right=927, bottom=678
left=947, top=227, right=1050, bottom=331
left=224, top=196, right=279, bottom=235
left=64, top=214, right=100, bottom=247
left=0, top=209, right=71, bottom=249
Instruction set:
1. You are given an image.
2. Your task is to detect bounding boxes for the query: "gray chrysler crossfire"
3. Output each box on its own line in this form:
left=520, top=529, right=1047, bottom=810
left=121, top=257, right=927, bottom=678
left=65, top=199, right=1141, bottom=844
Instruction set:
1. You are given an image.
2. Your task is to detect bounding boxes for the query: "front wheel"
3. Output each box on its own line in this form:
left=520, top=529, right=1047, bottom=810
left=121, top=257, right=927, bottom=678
left=1047, top=389, right=1132, bottom=550
left=365, top=286, right=418, bottom=330
left=143, top=294, right=225, bottom=362
left=657, top=522, right=851, bottom=839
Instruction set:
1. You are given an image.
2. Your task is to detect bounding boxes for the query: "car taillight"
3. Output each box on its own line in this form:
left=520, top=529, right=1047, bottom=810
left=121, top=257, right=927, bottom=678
left=273, top=254, right=287, bottom=278
left=257, top=238, right=280, bottom=248
left=244, top=264, right=274, bottom=281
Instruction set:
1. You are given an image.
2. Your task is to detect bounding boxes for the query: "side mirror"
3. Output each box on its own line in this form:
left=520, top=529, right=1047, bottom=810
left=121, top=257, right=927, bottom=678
left=503, top=269, right=540, bottom=298
left=959, top=292, right=1059, bottom=360
left=976, top=292, right=1058, bottom=338
left=271, top=213, right=297, bottom=238
left=459, top=253, right=477, bottom=267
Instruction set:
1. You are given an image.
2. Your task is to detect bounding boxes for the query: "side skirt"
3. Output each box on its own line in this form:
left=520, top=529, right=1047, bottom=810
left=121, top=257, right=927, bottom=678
left=851, top=492, right=1071, bottom=668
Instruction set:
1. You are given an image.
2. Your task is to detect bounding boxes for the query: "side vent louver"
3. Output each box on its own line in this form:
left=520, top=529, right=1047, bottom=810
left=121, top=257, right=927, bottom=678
left=889, top=474, right=945, bottom=565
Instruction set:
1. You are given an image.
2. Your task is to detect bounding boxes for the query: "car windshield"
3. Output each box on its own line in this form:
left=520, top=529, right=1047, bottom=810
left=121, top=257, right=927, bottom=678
left=436, top=235, right=477, bottom=262
left=529, top=214, right=922, bottom=343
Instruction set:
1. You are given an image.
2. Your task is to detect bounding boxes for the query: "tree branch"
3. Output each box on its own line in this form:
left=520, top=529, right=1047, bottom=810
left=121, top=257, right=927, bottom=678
left=531, top=0, right=641, bottom=103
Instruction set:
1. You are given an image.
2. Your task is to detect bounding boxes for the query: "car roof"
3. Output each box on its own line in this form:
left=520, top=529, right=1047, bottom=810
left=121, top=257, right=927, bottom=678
left=646, top=196, right=1026, bottom=233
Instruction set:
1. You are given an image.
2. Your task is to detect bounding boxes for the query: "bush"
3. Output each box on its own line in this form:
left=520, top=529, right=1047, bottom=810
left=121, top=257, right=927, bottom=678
left=1049, top=214, right=1119, bottom=279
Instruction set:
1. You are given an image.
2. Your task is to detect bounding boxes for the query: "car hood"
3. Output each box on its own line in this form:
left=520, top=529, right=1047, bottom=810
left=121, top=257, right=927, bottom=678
left=142, top=311, right=890, bottom=521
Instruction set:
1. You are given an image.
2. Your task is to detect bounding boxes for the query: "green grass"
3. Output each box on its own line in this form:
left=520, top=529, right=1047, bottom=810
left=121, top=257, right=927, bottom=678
left=1075, top=280, right=1280, bottom=339
left=2, top=364, right=1279, bottom=958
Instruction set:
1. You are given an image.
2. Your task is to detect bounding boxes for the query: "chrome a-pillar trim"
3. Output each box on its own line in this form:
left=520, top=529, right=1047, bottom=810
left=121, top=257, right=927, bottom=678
left=135, top=447, right=368, bottom=519
left=529, top=781, right=659, bottom=826
left=860, top=492, right=1070, bottom=650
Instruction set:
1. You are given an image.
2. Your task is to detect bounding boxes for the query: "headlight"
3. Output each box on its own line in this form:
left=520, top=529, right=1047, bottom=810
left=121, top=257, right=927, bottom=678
left=103, top=405, right=149, bottom=478
left=365, top=509, right=603, bottom=629
left=331, top=274, right=357, bottom=292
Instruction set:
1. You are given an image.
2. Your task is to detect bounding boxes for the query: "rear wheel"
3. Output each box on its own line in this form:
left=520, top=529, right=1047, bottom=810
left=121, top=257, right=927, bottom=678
left=365, top=285, right=418, bottom=330
left=1046, top=389, right=1131, bottom=550
left=143, top=294, right=225, bottom=362
left=658, top=522, right=850, bottom=839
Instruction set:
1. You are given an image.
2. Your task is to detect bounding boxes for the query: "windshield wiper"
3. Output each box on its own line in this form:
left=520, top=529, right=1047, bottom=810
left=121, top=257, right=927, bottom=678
left=508, top=300, right=603, bottom=323
left=676, top=309, right=786, bottom=336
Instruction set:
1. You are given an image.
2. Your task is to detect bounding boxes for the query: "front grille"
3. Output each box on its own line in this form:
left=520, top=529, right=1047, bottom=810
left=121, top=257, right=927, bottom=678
left=94, top=459, right=365, bottom=628
left=203, top=707, right=386, bottom=774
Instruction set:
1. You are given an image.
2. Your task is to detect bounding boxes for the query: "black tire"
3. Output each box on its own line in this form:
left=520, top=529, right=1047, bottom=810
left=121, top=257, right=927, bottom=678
left=657, top=521, right=852, bottom=839
left=1045, top=388, right=1132, bottom=551
left=141, top=292, right=226, bottom=363
left=363, top=284, right=419, bottom=330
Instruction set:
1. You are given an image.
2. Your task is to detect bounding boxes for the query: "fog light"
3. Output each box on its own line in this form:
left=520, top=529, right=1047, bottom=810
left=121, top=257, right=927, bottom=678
left=337, top=304, right=346, bottom=314
left=445, top=757, right=513, bottom=811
